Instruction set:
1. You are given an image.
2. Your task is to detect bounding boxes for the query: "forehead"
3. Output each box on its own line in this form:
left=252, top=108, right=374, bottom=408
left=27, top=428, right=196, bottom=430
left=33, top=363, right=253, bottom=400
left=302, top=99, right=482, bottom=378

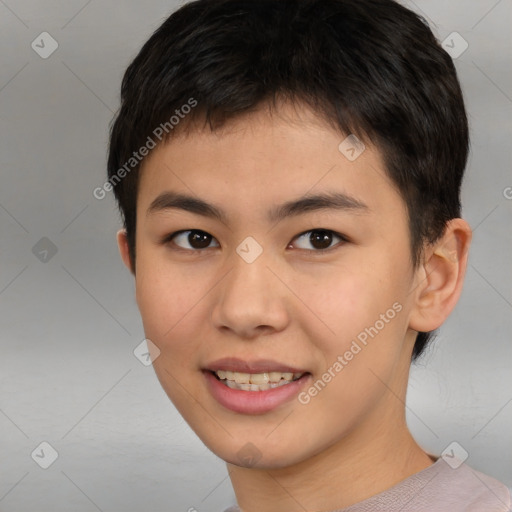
left=137, top=102, right=405, bottom=225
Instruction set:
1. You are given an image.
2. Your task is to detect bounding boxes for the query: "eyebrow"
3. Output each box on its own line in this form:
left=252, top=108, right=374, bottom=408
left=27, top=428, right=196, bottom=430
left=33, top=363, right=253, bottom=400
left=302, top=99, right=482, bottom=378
left=146, top=190, right=370, bottom=224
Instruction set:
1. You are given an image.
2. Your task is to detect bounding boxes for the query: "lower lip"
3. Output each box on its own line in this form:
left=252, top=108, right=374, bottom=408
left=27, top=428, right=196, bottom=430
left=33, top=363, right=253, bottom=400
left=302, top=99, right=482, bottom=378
left=203, top=370, right=311, bottom=415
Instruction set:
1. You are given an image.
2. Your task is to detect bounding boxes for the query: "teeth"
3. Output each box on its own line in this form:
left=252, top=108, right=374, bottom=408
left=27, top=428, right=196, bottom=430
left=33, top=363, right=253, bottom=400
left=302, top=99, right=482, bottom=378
left=248, top=373, right=269, bottom=385
left=269, top=372, right=282, bottom=383
left=234, top=372, right=250, bottom=384
left=213, top=370, right=305, bottom=391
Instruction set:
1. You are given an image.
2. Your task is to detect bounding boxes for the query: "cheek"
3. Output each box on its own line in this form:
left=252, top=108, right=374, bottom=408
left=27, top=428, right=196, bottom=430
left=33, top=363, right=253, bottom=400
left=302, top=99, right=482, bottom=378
left=134, top=253, right=208, bottom=355
left=295, top=261, right=408, bottom=368
left=294, top=274, right=408, bottom=428
left=296, top=266, right=391, bottom=333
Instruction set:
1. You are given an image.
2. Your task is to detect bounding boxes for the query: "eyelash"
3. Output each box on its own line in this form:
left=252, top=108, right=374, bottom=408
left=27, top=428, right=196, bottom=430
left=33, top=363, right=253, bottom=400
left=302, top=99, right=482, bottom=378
left=161, top=229, right=349, bottom=254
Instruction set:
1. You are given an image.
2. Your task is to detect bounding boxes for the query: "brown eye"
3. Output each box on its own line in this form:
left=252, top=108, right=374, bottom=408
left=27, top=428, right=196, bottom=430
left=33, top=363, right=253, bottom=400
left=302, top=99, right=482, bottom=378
left=291, top=229, right=346, bottom=251
left=188, top=231, right=213, bottom=249
left=167, top=230, right=219, bottom=250
left=310, top=230, right=334, bottom=250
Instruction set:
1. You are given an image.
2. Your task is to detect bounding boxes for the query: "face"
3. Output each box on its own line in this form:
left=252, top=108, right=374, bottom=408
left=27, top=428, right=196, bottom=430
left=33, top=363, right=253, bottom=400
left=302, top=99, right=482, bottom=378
left=127, top=102, right=424, bottom=469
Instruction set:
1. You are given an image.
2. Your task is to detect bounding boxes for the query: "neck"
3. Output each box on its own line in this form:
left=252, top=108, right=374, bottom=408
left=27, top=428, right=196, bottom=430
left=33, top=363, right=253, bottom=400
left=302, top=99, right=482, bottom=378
left=226, top=369, right=434, bottom=512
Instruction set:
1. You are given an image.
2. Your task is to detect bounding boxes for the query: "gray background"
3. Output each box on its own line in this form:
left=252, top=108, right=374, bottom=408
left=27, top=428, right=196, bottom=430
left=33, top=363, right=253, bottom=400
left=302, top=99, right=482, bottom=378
left=0, top=1, right=511, bottom=511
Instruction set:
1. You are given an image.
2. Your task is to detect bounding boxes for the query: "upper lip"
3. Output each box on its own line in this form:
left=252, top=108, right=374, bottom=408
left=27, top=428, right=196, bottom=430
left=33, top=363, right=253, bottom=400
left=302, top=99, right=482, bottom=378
left=204, top=357, right=308, bottom=374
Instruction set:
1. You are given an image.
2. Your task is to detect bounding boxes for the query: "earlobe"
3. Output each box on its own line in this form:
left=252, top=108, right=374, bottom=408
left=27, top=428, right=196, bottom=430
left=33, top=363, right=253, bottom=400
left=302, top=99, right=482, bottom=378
left=408, top=218, right=472, bottom=333
left=116, top=229, right=135, bottom=275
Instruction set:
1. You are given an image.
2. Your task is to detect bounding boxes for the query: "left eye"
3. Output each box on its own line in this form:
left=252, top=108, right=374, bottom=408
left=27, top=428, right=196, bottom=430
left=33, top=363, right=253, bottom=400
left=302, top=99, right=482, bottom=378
left=290, top=229, right=346, bottom=251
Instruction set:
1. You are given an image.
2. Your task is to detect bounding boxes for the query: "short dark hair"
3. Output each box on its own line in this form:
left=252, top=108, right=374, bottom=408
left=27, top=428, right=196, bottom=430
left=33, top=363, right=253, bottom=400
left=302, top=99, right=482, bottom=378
left=107, top=0, right=469, bottom=361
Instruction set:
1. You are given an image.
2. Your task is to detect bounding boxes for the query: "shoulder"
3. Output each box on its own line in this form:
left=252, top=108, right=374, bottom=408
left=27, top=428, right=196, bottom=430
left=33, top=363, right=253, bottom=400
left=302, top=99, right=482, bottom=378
left=377, top=457, right=512, bottom=512
left=221, top=459, right=511, bottom=512
left=432, top=459, right=511, bottom=511
left=336, top=458, right=511, bottom=512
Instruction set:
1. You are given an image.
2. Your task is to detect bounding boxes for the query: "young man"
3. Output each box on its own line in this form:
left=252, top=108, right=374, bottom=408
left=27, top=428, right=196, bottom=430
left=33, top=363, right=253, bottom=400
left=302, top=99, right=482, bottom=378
left=107, top=0, right=511, bottom=510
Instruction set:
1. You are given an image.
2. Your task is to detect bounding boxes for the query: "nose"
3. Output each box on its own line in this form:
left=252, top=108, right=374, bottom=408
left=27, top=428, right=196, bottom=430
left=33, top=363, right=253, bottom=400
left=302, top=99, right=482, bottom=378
left=211, top=250, right=290, bottom=339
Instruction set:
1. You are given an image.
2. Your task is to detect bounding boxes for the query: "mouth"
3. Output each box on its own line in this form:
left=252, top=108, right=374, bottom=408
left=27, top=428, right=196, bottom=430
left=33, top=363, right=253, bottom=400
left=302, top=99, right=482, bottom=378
left=202, top=357, right=312, bottom=413
left=208, top=369, right=307, bottom=391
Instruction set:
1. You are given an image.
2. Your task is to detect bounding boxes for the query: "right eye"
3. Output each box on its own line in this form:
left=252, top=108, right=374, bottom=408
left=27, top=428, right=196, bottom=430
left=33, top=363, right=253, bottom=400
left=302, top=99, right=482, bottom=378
left=163, top=230, right=220, bottom=252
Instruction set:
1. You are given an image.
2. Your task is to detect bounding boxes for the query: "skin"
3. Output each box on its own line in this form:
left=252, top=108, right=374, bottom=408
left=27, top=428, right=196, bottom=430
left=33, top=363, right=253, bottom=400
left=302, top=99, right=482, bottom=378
left=117, top=101, right=472, bottom=511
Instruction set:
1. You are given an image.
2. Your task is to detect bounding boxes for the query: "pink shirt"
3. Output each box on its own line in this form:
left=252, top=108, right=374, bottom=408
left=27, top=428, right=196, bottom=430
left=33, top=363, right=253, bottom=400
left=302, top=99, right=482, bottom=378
left=224, top=458, right=511, bottom=511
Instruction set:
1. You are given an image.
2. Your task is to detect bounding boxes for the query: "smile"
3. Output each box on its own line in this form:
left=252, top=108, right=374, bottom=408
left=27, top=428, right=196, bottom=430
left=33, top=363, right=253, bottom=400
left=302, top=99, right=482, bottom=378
left=212, top=370, right=305, bottom=391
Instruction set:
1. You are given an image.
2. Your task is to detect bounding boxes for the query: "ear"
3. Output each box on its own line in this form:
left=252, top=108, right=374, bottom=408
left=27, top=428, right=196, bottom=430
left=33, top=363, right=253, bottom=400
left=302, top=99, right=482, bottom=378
left=116, top=229, right=135, bottom=275
left=408, top=218, right=472, bottom=333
